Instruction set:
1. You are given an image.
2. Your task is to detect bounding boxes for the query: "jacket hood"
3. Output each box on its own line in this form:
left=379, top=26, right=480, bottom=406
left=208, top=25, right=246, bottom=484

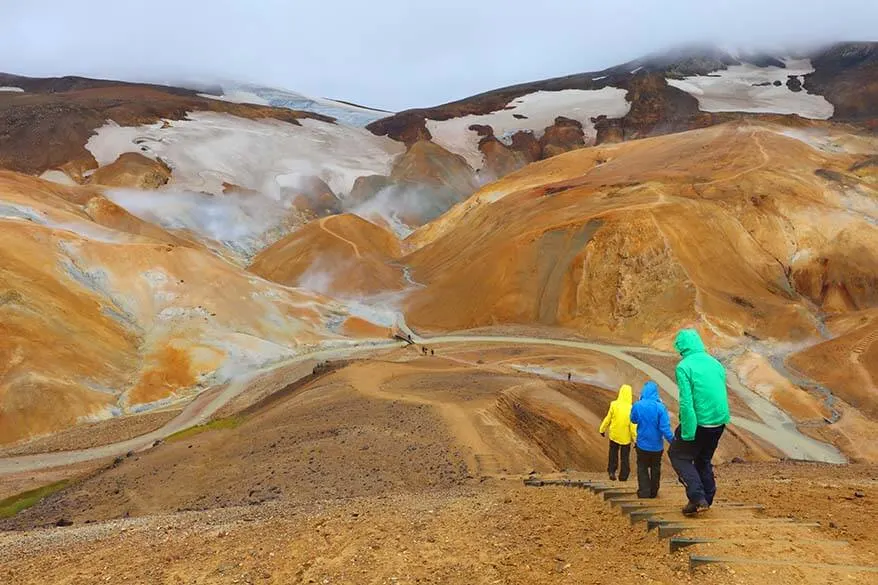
left=674, top=329, right=706, bottom=357
left=639, top=381, right=661, bottom=402
left=616, top=384, right=633, bottom=404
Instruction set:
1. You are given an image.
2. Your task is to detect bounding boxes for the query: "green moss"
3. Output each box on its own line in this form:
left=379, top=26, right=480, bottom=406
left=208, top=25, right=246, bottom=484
left=0, top=480, right=70, bottom=519
left=165, top=416, right=242, bottom=443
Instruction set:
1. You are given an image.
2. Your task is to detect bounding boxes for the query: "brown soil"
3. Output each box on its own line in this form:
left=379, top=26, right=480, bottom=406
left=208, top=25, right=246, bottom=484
left=1, top=346, right=874, bottom=583
left=401, top=123, right=878, bottom=357
left=1, top=348, right=781, bottom=530
left=249, top=213, right=406, bottom=295
left=788, top=315, right=878, bottom=420
left=0, top=78, right=332, bottom=176
left=87, top=152, right=171, bottom=189
left=3, top=463, right=877, bottom=585
left=0, top=410, right=180, bottom=457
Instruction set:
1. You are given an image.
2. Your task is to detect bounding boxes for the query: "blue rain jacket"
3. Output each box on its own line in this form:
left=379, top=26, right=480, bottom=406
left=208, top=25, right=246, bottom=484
left=629, top=381, right=674, bottom=452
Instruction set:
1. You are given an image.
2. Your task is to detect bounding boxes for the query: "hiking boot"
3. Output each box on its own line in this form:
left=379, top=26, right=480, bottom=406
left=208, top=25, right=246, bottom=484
left=609, top=473, right=617, bottom=481
left=682, top=499, right=710, bottom=516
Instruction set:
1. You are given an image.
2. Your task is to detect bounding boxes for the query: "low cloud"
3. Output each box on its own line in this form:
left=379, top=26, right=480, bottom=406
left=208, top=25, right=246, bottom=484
left=3, top=1, right=875, bottom=110
left=347, top=182, right=464, bottom=238
left=106, top=188, right=295, bottom=258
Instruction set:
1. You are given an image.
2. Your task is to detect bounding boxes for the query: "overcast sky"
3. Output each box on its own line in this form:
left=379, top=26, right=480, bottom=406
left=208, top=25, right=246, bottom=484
left=2, top=1, right=875, bottom=110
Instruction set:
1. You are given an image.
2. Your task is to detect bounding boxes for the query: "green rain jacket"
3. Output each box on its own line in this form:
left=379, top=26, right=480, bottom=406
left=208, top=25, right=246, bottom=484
left=674, top=329, right=730, bottom=441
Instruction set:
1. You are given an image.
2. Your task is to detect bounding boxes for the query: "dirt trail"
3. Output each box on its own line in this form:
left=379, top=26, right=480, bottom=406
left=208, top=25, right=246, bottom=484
left=319, top=215, right=362, bottom=258
left=416, top=335, right=845, bottom=464
left=695, top=128, right=770, bottom=187
left=0, top=341, right=401, bottom=475
left=0, top=332, right=844, bottom=476
left=343, top=362, right=553, bottom=476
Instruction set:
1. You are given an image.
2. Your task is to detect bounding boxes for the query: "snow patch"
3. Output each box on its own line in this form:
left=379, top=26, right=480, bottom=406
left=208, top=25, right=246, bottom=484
left=776, top=128, right=847, bottom=154
left=40, top=170, right=78, bottom=186
left=0, top=202, right=133, bottom=243
left=0, top=86, right=24, bottom=93
left=86, top=112, right=404, bottom=196
left=198, top=90, right=271, bottom=106
left=666, top=59, right=834, bottom=120
left=105, top=187, right=295, bottom=259
left=216, top=84, right=391, bottom=127
left=425, top=88, right=631, bottom=170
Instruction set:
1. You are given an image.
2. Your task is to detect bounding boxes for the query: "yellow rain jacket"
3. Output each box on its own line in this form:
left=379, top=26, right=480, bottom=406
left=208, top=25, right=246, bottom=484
left=599, top=384, right=637, bottom=445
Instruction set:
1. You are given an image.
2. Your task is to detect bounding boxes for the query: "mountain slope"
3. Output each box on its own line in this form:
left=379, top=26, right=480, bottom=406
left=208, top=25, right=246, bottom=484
left=367, top=43, right=877, bottom=178
left=398, top=121, right=878, bottom=348
left=0, top=172, right=375, bottom=444
left=0, top=73, right=333, bottom=178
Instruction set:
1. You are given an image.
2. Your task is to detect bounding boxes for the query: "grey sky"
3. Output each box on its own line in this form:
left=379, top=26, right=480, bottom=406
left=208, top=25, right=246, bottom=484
left=2, top=0, right=875, bottom=111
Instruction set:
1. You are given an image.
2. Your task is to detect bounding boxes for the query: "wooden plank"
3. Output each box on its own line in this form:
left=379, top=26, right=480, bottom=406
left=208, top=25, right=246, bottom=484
left=669, top=537, right=848, bottom=553
left=629, top=504, right=764, bottom=524
left=648, top=517, right=793, bottom=531
left=620, top=501, right=761, bottom=513
left=658, top=522, right=820, bottom=539
left=689, top=555, right=878, bottom=573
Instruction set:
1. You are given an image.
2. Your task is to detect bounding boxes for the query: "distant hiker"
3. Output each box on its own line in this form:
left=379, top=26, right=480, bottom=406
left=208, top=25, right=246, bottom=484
left=668, top=329, right=730, bottom=516
left=431, top=349, right=435, bottom=356
left=599, top=385, right=637, bottom=481
left=567, top=372, right=572, bottom=381
left=630, top=381, right=674, bottom=498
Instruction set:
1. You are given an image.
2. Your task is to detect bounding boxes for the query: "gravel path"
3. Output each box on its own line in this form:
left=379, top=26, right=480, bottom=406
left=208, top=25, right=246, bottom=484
left=0, top=333, right=844, bottom=476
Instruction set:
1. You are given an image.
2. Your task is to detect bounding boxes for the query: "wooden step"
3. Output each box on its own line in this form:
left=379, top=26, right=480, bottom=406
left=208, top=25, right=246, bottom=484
left=619, top=501, right=758, bottom=513
left=658, top=521, right=820, bottom=539
left=689, top=555, right=878, bottom=573
left=683, top=538, right=861, bottom=564
left=670, top=536, right=848, bottom=553
left=629, top=505, right=763, bottom=524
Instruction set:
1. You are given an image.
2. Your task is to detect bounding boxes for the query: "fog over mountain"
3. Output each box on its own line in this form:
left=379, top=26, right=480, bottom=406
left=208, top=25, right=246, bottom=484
left=3, top=0, right=876, bottom=109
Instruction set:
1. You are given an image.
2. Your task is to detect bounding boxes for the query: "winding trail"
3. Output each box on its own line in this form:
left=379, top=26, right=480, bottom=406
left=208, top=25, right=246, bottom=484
left=0, top=332, right=845, bottom=476
left=319, top=216, right=362, bottom=258
left=415, top=335, right=843, bottom=463
left=0, top=341, right=402, bottom=475
left=695, top=129, right=770, bottom=188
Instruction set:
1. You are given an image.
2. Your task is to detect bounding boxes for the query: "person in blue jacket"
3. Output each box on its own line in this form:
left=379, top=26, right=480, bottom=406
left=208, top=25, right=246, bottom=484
left=629, top=381, right=674, bottom=498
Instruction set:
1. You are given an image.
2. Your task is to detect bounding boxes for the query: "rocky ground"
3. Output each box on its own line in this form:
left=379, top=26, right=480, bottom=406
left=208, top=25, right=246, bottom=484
left=1, top=463, right=876, bottom=585
left=0, top=410, right=181, bottom=457
left=3, top=347, right=875, bottom=584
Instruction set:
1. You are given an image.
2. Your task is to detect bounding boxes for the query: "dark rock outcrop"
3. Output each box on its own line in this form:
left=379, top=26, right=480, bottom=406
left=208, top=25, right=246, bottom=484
left=0, top=73, right=334, bottom=175
left=478, top=133, right=529, bottom=179
left=805, top=42, right=878, bottom=124
left=346, top=141, right=479, bottom=229
left=613, top=73, right=710, bottom=141
left=594, top=116, right=624, bottom=144
left=289, top=177, right=340, bottom=217
left=510, top=131, right=542, bottom=162
left=348, top=174, right=396, bottom=205
left=739, top=54, right=786, bottom=69
left=539, top=117, right=586, bottom=158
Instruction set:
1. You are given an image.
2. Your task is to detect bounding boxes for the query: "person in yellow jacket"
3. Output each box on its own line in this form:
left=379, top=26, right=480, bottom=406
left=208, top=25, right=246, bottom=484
left=599, top=384, right=638, bottom=481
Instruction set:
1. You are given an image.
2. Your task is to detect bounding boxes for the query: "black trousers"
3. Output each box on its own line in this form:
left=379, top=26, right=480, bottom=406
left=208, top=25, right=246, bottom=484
left=668, top=425, right=725, bottom=505
left=607, top=441, right=631, bottom=480
left=636, top=447, right=663, bottom=498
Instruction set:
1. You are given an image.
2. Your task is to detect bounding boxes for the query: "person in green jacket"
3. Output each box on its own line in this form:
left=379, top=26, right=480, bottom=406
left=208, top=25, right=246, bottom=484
left=668, top=329, right=730, bottom=515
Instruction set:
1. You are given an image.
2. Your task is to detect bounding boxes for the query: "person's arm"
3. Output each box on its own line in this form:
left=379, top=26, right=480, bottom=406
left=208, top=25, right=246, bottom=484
left=659, top=404, right=674, bottom=444
left=677, top=364, right=697, bottom=441
left=599, top=403, right=614, bottom=436
left=630, top=420, right=637, bottom=444
left=630, top=403, right=640, bottom=425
